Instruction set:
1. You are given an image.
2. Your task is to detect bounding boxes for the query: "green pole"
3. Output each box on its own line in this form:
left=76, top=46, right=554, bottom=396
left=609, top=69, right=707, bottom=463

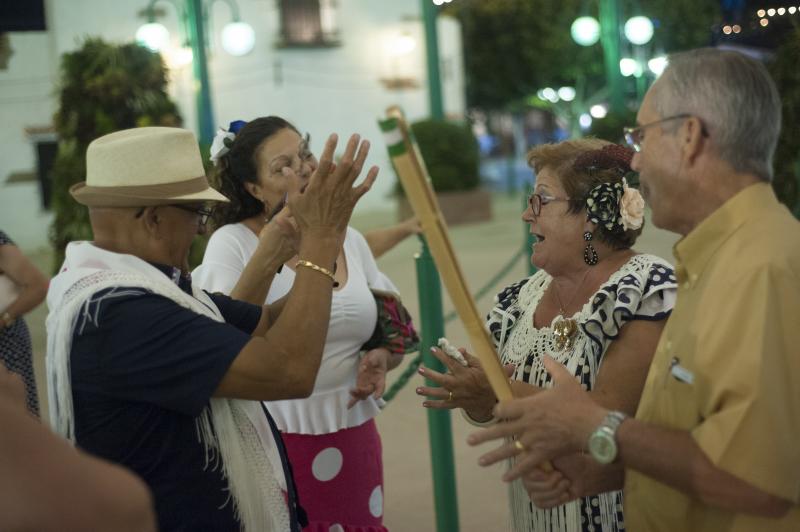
left=186, top=0, right=215, bottom=147
left=599, top=0, right=624, bottom=114
left=416, top=238, right=460, bottom=532
left=421, top=0, right=444, bottom=120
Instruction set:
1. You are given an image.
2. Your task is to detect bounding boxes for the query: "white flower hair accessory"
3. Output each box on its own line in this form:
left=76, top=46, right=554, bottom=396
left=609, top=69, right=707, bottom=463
left=209, top=128, right=235, bottom=166
left=208, top=120, right=248, bottom=166
left=619, top=177, right=645, bottom=231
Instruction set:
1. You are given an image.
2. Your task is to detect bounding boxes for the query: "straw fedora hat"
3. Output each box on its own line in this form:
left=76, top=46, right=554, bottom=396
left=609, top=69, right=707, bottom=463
left=70, top=127, right=229, bottom=206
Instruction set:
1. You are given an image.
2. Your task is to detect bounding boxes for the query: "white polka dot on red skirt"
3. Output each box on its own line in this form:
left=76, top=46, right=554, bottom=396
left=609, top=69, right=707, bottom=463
left=312, top=447, right=343, bottom=482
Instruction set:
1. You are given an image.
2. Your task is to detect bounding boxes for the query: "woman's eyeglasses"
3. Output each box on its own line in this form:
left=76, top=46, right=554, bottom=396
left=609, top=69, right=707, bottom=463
left=527, top=193, right=571, bottom=217
left=269, top=132, right=314, bottom=176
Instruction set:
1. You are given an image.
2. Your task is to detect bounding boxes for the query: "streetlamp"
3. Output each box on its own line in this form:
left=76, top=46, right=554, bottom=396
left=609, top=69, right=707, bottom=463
left=135, top=0, right=255, bottom=146
left=535, top=84, right=587, bottom=139
left=570, top=1, right=658, bottom=113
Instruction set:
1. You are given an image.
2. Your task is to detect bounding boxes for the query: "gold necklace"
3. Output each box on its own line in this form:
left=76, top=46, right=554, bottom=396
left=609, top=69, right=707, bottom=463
left=550, top=268, right=592, bottom=351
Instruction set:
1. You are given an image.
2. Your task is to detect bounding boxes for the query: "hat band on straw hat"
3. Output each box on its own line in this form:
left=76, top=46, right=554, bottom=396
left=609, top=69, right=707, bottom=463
left=70, top=175, right=221, bottom=207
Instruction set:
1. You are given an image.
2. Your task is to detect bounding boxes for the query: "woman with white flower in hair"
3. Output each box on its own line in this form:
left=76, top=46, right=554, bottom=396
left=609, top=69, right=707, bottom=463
left=195, top=117, right=418, bottom=532
left=416, top=139, right=676, bottom=531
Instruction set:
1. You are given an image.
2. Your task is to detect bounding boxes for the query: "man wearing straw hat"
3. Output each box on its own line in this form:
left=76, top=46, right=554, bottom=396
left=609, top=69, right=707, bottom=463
left=45, top=126, right=377, bottom=532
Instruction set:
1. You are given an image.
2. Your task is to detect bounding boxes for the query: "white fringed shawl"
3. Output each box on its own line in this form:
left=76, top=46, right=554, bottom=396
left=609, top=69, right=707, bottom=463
left=46, top=241, right=290, bottom=532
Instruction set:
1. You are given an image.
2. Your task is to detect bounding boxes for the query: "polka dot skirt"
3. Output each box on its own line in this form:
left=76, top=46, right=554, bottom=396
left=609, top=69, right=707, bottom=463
left=281, top=418, right=387, bottom=532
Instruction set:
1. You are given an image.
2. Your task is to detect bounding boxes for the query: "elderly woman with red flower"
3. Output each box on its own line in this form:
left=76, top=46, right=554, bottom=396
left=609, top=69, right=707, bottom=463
left=417, top=139, right=676, bottom=532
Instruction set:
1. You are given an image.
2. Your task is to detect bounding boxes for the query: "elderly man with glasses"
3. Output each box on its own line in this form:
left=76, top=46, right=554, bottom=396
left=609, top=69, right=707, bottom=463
left=470, top=48, right=800, bottom=531
left=45, top=126, right=377, bottom=532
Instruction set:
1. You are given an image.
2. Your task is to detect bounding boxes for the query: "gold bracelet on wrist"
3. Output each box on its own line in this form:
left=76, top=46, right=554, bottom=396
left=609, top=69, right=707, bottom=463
left=295, top=259, right=339, bottom=287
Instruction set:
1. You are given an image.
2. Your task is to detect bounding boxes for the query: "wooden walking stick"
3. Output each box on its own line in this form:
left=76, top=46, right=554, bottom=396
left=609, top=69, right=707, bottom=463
left=379, top=108, right=553, bottom=470
left=378, top=108, right=513, bottom=401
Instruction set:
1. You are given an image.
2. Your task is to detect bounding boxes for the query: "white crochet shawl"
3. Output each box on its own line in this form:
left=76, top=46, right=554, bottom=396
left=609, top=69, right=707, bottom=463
left=46, top=241, right=290, bottom=532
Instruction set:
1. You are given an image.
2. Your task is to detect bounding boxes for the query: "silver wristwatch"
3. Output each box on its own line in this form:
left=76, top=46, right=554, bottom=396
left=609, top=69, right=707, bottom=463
left=587, top=410, right=628, bottom=464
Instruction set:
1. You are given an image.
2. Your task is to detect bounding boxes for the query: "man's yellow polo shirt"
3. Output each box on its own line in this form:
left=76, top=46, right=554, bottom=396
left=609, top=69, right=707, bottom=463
left=625, top=183, right=800, bottom=531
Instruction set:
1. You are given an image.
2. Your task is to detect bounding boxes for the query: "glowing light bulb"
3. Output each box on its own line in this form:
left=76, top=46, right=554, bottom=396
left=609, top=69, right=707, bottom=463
left=624, top=16, right=654, bottom=45
left=164, top=46, right=193, bottom=68
left=648, top=56, right=668, bottom=76
left=542, top=87, right=559, bottom=103
left=619, top=57, right=639, bottom=77
left=221, top=22, right=255, bottom=56
left=571, top=16, right=601, bottom=46
left=590, top=104, right=607, bottom=119
left=558, top=86, right=576, bottom=102
left=136, top=22, right=170, bottom=52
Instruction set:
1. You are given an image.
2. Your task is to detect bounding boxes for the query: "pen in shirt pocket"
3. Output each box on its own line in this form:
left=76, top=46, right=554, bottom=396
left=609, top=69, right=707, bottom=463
left=669, top=356, right=695, bottom=384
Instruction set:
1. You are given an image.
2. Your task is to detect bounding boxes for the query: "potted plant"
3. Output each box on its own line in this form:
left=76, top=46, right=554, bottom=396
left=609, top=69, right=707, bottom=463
left=49, top=38, right=182, bottom=270
left=396, top=118, right=492, bottom=226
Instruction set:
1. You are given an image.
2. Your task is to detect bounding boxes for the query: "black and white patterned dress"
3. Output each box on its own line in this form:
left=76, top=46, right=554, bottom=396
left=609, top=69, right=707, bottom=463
left=0, top=230, right=40, bottom=416
left=486, top=254, right=677, bottom=532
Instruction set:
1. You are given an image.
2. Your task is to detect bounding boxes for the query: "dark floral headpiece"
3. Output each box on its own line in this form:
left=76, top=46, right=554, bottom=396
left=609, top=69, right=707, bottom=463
left=572, top=144, right=633, bottom=176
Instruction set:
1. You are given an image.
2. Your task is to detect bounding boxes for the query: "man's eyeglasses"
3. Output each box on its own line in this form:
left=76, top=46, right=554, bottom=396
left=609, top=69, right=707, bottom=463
left=527, top=193, right=571, bottom=217
left=624, top=114, right=706, bottom=153
left=171, top=204, right=215, bottom=226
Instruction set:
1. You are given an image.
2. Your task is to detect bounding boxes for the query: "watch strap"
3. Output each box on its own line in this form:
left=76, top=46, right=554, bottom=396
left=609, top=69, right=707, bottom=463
left=603, top=410, right=628, bottom=433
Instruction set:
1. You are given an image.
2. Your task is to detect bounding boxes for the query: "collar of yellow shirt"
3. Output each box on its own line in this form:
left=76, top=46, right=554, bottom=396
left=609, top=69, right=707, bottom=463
left=673, top=182, right=777, bottom=288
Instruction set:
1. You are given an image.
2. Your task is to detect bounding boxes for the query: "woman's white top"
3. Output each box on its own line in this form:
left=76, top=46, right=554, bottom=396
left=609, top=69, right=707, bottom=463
left=194, top=224, right=397, bottom=435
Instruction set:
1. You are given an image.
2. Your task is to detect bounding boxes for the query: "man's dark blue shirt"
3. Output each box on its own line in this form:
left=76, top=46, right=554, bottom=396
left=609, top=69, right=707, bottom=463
left=70, top=264, right=260, bottom=532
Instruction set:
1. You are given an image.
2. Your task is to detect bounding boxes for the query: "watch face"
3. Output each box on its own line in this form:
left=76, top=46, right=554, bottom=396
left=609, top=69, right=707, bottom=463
left=589, top=430, right=617, bottom=464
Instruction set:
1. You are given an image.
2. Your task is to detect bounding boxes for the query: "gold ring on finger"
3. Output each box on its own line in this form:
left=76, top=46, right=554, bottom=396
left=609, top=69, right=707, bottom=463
left=514, top=440, right=527, bottom=453
left=447, top=390, right=454, bottom=402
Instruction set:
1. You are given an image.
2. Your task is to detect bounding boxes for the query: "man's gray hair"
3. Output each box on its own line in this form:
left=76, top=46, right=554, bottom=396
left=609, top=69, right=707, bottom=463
left=653, top=48, right=781, bottom=181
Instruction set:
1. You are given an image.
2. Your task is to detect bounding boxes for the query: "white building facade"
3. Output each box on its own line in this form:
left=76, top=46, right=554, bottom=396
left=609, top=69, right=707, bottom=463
left=0, top=0, right=465, bottom=249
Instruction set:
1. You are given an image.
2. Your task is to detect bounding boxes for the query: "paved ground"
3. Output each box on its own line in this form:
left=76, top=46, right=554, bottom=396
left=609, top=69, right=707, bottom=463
left=23, top=191, right=679, bottom=531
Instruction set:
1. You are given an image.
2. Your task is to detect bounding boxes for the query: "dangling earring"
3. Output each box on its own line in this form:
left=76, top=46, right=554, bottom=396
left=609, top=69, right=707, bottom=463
left=584, top=231, right=599, bottom=266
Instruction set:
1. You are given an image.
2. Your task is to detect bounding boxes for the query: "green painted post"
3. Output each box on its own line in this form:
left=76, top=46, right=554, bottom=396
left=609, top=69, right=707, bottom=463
left=416, top=238, right=460, bottom=532
left=186, top=0, right=215, bottom=147
left=599, top=0, right=624, bottom=114
left=421, top=0, right=444, bottom=120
